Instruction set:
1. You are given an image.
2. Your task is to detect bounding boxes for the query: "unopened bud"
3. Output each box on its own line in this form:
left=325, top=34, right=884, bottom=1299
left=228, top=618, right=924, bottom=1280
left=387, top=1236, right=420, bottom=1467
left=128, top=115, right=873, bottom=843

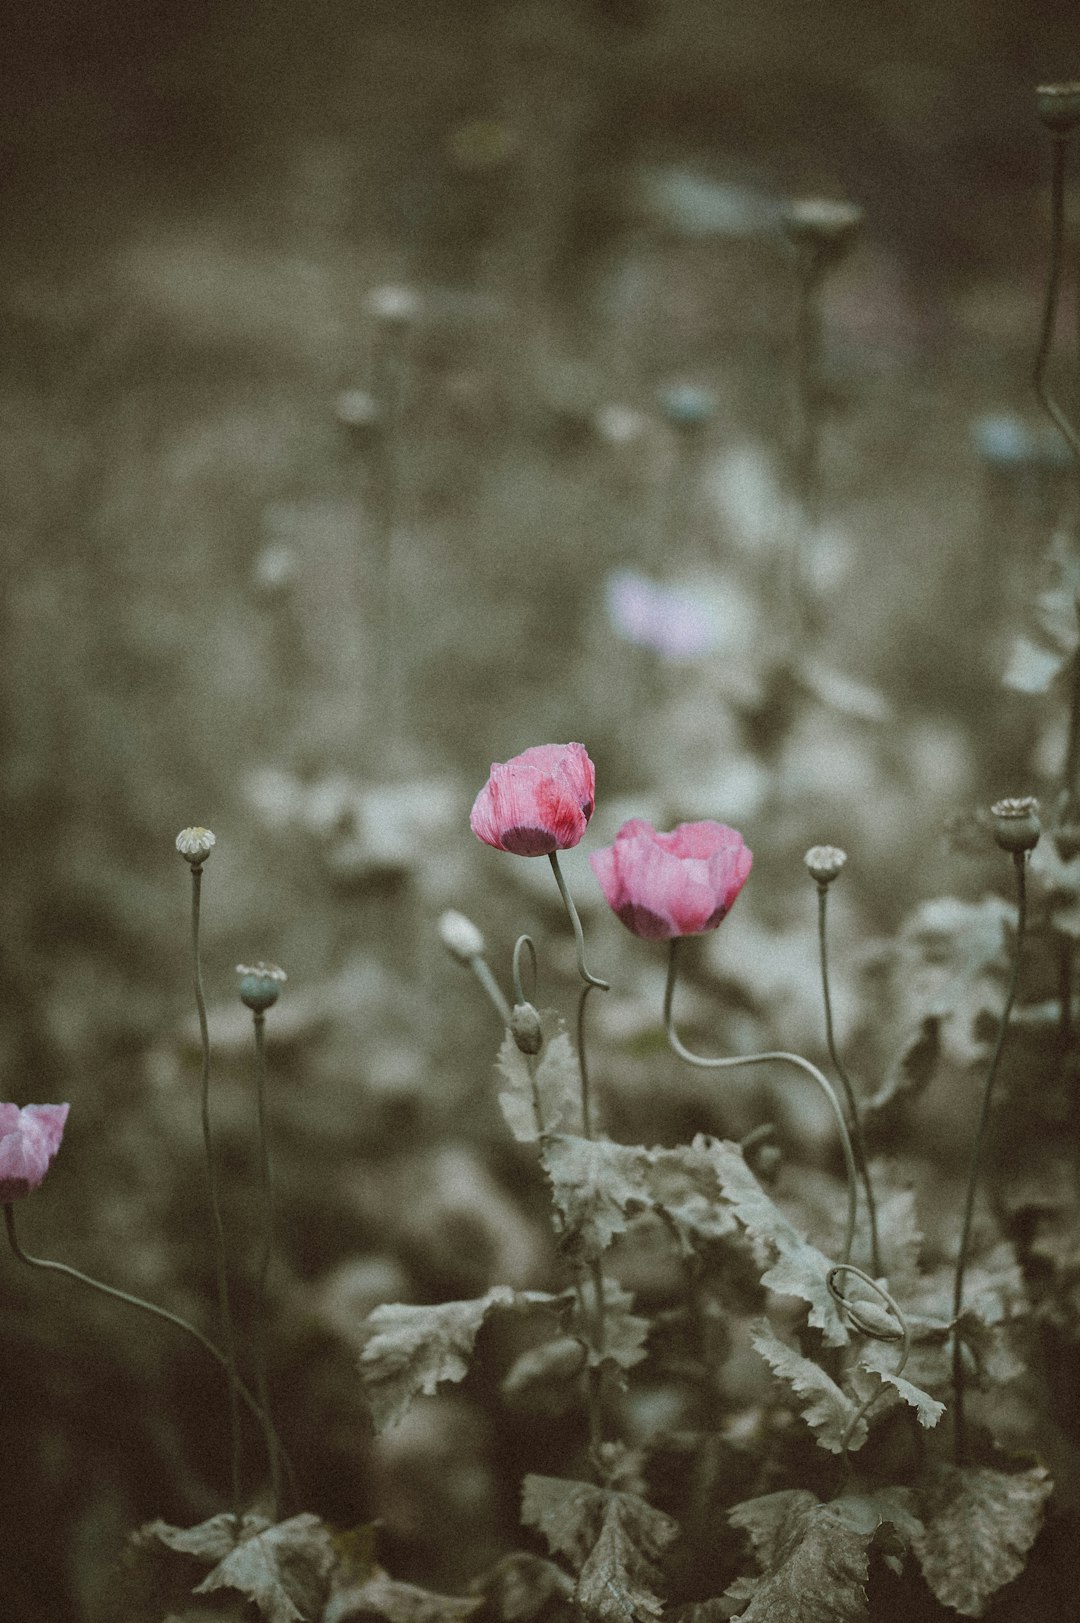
left=1036, top=82, right=1080, bottom=136
left=991, top=797, right=1041, bottom=855
left=236, top=962, right=287, bottom=1013
left=510, top=1001, right=543, bottom=1055
left=845, top=1299, right=903, bottom=1341
left=804, top=844, right=848, bottom=885
left=176, top=827, right=216, bottom=866
left=438, top=910, right=485, bottom=964
left=785, top=198, right=863, bottom=270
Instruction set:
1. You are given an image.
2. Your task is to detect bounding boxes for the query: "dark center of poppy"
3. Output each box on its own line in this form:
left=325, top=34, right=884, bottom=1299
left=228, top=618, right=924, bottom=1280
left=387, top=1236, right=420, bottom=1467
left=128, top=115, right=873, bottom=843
left=617, top=902, right=672, bottom=940
left=501, top=825, right=557, bottom=856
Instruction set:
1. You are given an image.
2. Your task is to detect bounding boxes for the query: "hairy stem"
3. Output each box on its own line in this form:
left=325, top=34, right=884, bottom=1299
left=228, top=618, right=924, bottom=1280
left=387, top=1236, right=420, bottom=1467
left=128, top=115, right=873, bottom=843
left=951, top=852, right=1028, bottom=1464
left=191, top=863, right=242, bottom=1502
left=664, top=937, right=858, bottom=1265
left=817, top=885, right=881, bottom=1275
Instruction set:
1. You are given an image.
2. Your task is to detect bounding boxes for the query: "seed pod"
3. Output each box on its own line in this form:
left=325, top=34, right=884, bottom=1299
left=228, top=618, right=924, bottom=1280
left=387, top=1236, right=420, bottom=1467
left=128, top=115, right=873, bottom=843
left=804, top=844, right=848, bottom=885
left=990, top=797, right=1041, bottom=854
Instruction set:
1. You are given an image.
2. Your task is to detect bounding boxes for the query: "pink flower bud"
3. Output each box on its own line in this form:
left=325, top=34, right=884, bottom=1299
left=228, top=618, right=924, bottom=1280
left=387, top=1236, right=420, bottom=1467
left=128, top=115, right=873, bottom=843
left=589, top=819, right=752, bottom=940
left=0, top=1103, right=70, bottom=1201
left=470, top=744, right=596, bottom=857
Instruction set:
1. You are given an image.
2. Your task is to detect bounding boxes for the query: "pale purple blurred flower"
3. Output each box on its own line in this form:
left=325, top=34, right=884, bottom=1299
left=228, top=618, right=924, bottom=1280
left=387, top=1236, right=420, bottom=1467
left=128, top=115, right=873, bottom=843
left=605, top=569, right=722, bottom=661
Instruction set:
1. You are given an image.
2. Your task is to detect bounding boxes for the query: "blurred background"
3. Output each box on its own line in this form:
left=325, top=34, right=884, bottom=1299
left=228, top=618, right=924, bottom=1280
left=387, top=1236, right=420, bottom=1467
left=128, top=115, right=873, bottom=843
left=2, top=1, right=1079, bottom=1616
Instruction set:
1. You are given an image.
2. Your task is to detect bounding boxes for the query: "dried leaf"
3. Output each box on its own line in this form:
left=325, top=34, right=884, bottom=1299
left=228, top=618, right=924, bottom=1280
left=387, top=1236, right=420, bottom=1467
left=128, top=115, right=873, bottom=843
left=193, top=1514, right=336, bottom=1623
left=497, top=1018, right=583, bottom=1142
left=471, top=1552, right=576, bottom=1623
left=325, top=1572, right=483, bottom=1623
left=911, top=1462, right=1053, bottom=1616
left=750, top=1322, right=865, bottom=1452
left=360, top=1286, right=559, bottom=1429
left=726, top=1493, right=872, bottom=1622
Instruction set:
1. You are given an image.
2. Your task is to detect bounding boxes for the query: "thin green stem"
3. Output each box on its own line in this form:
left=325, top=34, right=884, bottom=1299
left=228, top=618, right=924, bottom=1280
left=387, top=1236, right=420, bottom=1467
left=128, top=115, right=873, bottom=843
left=576, top=982, right=599, bottom=1140
left=252, top=1013, right=282, bottom=1520
left=951, top=853, right=1028, bottom=1464
left=1033, top=135, right=1080, bottom=471
left=191, top=864, right=242, bottom=1503
left=4, top=1203, right=265, bottom=1432
left=468, top=954, right=512, bottom=1026
left=548, top=852, right=609, bottom=990
left=817, top=885, right=881, bottom=1276
left=512, top=934, right=538, bottom=1007
left=664, top=937, right=858, bottom=1265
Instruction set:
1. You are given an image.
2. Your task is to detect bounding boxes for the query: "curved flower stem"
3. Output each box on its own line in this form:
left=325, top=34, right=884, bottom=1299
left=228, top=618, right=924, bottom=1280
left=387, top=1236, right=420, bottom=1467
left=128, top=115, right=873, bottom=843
left=951, top=851, right=1029, bottom=1465
left=816, top=884, right=881, bottom=1276
left=1033, top=133, right=1080, bottom=470
left=664, top=937, right=858, bottom=1266
left=4, top=1202, right=267, bottom=1433
left=827, top=1264, right=910, bottom=1452
left=251, top=1012, right=283, bottom=1520
left=191, top=862, right=242, bottom=1503
left=548, top=852, right=610, bottom=991
left=512, top=935, right=538, bottom=1006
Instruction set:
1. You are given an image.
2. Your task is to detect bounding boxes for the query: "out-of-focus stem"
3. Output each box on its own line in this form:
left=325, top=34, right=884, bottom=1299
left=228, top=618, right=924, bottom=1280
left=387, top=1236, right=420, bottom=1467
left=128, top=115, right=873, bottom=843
left=817, top=884, right=881, bottom=1276
left=191, top=864, right=242, bottom=1503
left=951, top=853, right=1028, bottom=1464
left=1033, top=135, right=1080, bottom=470
left=252, top=1012, right=283, bottom=1519
left=664, top=937, right=858, bottom=1265
left=4, top=1203, right=265, bottom=1431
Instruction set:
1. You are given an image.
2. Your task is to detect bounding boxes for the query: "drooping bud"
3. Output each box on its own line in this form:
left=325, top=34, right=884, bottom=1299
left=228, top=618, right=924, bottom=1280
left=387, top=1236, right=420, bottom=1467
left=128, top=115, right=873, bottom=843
left=1036, top=82, right=1080, bottom=136
left=510, top=1002, right=543, bottom=1056
left=990, top=797, right=1041, bottom=855
left=236, top=962, right=287, bottom=1013
left=438, top=909, right=485, bottom=965
left=804, top=844, right=848, bottom=886
left=176, top=827, right=216, bottom=866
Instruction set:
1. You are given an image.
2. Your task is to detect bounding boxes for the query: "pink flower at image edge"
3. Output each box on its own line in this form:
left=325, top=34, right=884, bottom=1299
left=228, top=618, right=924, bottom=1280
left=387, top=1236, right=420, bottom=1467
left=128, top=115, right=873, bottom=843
left=0, top=1103, right=70, bottom=1201
left=470, top=743, right=596, bottom=856
left=589, top=819, right=752, bottom=940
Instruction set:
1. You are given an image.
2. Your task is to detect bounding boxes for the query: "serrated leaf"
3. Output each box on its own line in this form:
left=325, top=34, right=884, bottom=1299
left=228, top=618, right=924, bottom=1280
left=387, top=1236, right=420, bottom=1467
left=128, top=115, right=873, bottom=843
left=911, top=1463, right=1053, bottom=1616
left=750, top=1322, right=865, bottom=1452
left=575, top=1496, right=672, bottom=1623
left=541, top=1135, right=739, bottom=1259
left=573, top=1278, right=650, bottom=1373
left=704, top=1139, right=846, bottom=1344
left=866, top=1015, right=941, bottom=1120
left=360, top=1286, right=559, bottom=1429
left=521, top=1479, right=677, bottom=1589
left=141, top=1513, right=249, bottom=1565
left=726, top=1494, right=872, bottom=1622
left=497, top=1018, right=584, bottom=1141
left=193, top=1514, right=336, bottom=1623
left=848, top=1350, right=945, bottom=1430
left=325, top=1573, right=483, bottom=1623
left=522, top=1477, right=607, bottom=1566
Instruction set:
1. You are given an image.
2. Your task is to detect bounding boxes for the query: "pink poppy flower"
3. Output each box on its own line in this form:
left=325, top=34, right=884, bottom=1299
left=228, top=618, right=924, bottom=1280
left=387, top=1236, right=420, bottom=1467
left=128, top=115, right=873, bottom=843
left=470, top=743, right=596, bottom=857
left=0, top=1103, right=70, bottom=1202
left=589, top=819, right=752, bottom=939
